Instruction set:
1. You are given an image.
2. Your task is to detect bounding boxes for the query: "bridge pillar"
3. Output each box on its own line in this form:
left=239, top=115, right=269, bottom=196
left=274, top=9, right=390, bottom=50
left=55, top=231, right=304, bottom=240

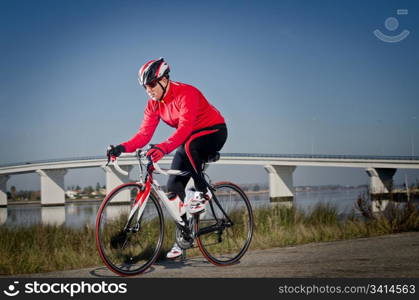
left=102, top=165, right=133, bottom=202
left=365, top=168, right=397, bottom=213
left=0, top=175, right=10, bottom=207
left=36, top=169, right=68, bottom=206
left=264, top=165, right=296, bottom=202
left=365, top=168, right=397, bottom=194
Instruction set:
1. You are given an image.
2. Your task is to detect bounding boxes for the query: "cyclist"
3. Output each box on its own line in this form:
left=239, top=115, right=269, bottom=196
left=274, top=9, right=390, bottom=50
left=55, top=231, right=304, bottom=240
left=108, top=58, right=227, bottom=259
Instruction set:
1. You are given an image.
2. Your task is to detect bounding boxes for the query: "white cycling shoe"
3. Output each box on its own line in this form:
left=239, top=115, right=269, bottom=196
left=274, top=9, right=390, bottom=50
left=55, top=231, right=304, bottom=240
left=166, top=243, right=182, bottom=259
left=186, top=191, right=211, bottom=215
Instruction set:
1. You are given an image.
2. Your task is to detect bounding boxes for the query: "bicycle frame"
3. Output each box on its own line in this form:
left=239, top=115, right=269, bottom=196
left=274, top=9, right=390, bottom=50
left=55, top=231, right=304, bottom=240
left=109, top=148, right=234, bottom=237
left=138, top=174, right=186, bottom=225
left=111, top=151, right=188, bottom=229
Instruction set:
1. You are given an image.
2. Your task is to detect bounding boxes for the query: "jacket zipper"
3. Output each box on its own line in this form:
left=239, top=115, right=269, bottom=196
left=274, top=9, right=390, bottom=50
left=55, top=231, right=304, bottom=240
left=162, top=101, right=175, bottom=126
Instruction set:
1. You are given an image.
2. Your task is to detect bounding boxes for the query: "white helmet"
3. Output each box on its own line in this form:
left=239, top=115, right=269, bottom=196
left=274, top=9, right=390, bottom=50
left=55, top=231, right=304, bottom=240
left=138, top=57, right=170, bottom=87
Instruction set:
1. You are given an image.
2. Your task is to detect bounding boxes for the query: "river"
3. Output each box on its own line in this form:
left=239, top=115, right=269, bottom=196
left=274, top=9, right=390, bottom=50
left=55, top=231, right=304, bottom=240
left=1, top=187, right=369, bottom=228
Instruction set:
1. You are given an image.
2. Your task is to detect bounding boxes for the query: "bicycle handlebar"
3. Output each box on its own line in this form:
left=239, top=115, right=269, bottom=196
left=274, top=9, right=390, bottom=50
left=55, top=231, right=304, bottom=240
left=112, top=156, right=129, bottom=176
left=108, top=149, right=186, bottom=177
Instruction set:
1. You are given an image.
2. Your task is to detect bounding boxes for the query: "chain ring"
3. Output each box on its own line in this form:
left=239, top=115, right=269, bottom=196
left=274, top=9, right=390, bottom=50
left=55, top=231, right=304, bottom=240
left=175, top=225, right=194, bottom=250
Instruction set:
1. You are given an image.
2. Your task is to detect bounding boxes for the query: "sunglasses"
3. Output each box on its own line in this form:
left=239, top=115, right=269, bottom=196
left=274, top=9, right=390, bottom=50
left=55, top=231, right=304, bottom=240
left=144, top=79, right=159, bottom=89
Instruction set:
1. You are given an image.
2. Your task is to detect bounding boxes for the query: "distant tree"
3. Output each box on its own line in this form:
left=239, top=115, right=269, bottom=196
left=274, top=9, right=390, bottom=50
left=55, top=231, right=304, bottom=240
left=30, top=191, right=40, bottom=201
left=96, top=182, right=101, bottom=191
left=16, top=190, right=27, bottom=201
left=84, top=186, right=94, bottom=194
left=23, top=190, right=31, bottom=200
left=253, top=184, right=260, bottom=192
left=76, top=185, right=81, bottom=191
left=10, top=186, right=17, bottom=200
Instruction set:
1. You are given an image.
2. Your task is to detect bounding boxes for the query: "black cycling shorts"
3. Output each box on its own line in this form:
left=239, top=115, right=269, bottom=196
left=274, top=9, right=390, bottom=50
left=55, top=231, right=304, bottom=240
left=166, top=123, right=227, bottom=200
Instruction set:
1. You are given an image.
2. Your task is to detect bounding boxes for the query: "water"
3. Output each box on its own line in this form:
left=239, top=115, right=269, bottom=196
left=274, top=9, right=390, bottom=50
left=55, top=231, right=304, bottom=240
left=1, top=201, right=102, bottom=229
left=1, top=187, right=368, bottom=229
left=294, top=187, right=368, bottom=214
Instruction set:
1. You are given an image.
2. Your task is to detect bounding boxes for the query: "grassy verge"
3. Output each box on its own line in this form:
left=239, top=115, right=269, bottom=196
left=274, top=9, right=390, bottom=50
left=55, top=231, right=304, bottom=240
left=251, top=201, right=419, bottom=250
left=1, top=200, right=418, bottom=275
left=0, top=224, right=100, bottom=275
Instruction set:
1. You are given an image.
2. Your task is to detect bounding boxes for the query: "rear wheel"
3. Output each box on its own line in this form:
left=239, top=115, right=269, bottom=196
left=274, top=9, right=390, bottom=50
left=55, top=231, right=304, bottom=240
left=195, top=182, right=253, bottom=266
left=95, top=183, right=164, bottom=276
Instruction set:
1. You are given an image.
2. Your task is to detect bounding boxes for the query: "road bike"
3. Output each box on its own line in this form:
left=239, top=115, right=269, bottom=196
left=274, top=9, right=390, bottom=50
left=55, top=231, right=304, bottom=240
left=95, top=147, right=254, bottom=276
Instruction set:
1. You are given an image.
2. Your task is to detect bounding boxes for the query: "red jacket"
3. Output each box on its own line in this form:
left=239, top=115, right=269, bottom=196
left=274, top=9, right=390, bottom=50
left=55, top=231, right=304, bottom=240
left=122, top=81, right=225, bottom=154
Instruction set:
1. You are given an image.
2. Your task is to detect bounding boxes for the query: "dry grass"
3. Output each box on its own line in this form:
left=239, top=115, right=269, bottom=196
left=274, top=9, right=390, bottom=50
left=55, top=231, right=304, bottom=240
left=1, top=197, right=418, bottom=275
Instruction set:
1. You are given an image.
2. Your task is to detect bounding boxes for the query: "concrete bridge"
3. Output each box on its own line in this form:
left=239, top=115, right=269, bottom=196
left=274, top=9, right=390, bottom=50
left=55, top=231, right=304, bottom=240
left=1, top=153, right=419, bottom=207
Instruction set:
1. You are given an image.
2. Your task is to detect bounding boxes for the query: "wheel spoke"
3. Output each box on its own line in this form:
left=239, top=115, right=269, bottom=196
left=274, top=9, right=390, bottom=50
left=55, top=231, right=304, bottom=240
left=95, top=184, right=164, bottom=276
left=196, top=182, right=253, bottom=265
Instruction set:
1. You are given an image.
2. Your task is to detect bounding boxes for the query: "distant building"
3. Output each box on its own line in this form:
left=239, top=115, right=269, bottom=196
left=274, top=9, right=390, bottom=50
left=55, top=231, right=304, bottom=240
left=65, top=190, right=78, bottom=199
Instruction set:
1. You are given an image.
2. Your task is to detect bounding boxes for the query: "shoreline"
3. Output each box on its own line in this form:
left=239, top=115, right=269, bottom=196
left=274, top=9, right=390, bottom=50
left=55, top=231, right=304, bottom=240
left=6, top=198, right=103, bottom=206
left=7, top=187, right=419, bottom=206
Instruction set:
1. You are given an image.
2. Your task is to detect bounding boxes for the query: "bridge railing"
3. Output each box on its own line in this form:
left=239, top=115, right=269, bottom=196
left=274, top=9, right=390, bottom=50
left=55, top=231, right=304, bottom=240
left=1, top=153, right=419, bottom=169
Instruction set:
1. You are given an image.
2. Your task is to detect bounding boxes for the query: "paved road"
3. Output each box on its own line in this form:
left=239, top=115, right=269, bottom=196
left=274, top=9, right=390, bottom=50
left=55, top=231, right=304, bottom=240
left=22, top=232, right=419, bottom=278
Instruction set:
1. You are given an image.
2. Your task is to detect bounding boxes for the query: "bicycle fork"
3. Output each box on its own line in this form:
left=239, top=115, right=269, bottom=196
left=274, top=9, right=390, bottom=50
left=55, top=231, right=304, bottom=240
left=122, top=182, right=152, bottom=233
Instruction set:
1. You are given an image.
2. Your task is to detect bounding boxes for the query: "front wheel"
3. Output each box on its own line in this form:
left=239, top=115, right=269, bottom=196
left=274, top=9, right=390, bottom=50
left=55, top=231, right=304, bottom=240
left=195, top=182, right=254, bottom=266
left=95, top=183, right=164, bottom=276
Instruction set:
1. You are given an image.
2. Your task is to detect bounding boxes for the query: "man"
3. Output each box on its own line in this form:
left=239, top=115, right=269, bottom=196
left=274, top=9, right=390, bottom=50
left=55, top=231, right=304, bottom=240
left=108, top=58, right=227, bottom=259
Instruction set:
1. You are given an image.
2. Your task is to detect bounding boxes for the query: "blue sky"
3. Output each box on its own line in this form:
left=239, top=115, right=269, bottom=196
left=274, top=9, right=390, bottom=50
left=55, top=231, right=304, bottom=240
left=1, top=0, right=419, bottom=189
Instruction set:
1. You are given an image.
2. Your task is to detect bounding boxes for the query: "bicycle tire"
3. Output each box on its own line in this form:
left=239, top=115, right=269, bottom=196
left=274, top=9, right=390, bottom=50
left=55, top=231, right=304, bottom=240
left=95, top=182, right=164, bottom=276
left=195, top=181, right=254, bottom=266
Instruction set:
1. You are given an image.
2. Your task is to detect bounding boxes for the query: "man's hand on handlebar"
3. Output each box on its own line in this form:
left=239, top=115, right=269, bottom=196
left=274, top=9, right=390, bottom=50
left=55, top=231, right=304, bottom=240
left=107, top=145, right=126, bottom=159
left=146, top=144, right=166, bottom=163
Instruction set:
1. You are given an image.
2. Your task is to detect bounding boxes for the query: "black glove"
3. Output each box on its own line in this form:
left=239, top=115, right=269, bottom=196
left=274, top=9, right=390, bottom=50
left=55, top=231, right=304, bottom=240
left=107, top=145, right=126, bottom=158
